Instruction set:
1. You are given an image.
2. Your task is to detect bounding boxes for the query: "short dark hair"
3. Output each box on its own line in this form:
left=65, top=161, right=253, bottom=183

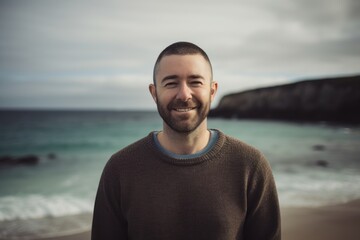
left=153, top=41, right=213, bottom=84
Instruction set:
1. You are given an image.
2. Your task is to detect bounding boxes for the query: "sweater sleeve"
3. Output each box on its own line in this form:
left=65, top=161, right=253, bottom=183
left=244, top=153, right=281, bottom=240
left=91, top=157, right=128, bottom=240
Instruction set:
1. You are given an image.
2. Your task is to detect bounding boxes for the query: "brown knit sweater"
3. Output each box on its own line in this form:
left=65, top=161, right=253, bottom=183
left=92, top=130, right=281, bottom=240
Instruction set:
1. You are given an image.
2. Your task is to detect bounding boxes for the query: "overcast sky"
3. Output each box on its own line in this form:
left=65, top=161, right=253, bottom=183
left=1, top=0, right=359, bottom=110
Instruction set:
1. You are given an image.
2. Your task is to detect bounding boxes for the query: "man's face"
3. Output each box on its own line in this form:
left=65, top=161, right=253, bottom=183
left=150, top=54, right=217, bottom=133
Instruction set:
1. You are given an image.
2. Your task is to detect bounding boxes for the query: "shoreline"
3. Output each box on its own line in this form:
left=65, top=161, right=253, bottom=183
left=30, top=231, right=91, bottom=240
left=23, top=199, right=360, bottom=240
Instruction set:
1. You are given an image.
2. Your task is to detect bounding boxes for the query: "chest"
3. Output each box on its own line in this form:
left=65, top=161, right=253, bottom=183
left=120, top=164, right=247, bottom=239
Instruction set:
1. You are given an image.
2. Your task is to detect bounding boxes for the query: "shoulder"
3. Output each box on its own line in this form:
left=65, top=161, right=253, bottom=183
left=222, top=132, right=263, bottom=160
left=112, top=133, right=152, bottom=159
left=220, top=131, right=271, bottom=171
left=220, top=132, right=276, bottom=189
left=225, top=134, right=260, bottom=153
left=103, top=133, right=154, bottom=172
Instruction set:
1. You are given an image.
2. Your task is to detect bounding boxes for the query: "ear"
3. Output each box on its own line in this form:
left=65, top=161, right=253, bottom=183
left=210, top=81, right=218, bottom=102
left=149, top=84, right=157, bottom=103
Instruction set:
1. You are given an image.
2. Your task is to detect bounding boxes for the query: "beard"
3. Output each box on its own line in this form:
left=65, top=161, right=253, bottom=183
left=156, top=96, right=211, bottom=133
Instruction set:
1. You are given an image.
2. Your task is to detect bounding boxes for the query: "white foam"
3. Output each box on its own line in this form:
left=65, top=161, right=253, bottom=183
left=275, top=168, right=360, bottom=207
left=0, top=194, right=93, bottom=221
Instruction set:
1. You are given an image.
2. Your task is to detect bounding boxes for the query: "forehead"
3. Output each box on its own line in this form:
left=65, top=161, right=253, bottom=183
left=155, top=54, right=212, bottom=80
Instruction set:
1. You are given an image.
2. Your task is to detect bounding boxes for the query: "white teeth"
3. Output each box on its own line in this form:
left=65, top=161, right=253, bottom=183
left=175, top=108, right=192, bottom=112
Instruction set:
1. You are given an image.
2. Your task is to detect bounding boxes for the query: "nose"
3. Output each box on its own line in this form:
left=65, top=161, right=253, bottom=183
left=176, top=82, right=192, bottom=102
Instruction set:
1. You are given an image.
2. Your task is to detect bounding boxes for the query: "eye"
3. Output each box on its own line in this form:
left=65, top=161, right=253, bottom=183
left=190, top=80, right=203, bottom=86
left=164, top=82, right=177, bottom=88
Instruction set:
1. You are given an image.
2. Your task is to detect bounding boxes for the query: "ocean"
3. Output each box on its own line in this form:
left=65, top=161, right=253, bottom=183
left=1, top=110, right=360, bottom=239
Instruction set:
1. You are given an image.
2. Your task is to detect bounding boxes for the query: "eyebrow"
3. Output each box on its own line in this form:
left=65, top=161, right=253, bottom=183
left=160, top=74, right=207, bottom=87
left=161, top=74, right=205, bottom=82
left=161, top=75, right=178, bottom=83
left=188, top=74, right=205, bottom=80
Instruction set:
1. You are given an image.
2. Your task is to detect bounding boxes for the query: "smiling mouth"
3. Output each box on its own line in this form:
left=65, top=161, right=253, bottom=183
left=173, top=107, right=196, bottom=112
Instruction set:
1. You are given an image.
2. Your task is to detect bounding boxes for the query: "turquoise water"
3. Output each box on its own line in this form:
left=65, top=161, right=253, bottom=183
left=1, top=110, right=360, bottom=239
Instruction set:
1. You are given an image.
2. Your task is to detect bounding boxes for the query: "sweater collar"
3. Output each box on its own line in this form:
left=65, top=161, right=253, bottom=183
left=147, top=129, right=226, bottom=166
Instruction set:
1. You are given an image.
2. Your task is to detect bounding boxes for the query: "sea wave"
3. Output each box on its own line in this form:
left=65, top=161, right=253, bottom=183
left=276, top=168, right=360, bottom=207
left=0, top=213, right=91, bottom=240
left=0, top=194, right=93, bottom=221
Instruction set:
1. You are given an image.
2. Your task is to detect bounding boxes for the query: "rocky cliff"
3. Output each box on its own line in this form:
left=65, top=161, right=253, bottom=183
left=209, top=75, right=360, bottom=124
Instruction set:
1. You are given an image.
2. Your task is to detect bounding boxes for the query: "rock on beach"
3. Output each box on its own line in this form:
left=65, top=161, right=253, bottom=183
left=0, top=155, right=40, bottom=166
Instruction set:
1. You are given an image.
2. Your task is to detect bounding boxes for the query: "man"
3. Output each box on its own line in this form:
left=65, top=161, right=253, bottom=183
left=92, top=42, right=281, bottom=240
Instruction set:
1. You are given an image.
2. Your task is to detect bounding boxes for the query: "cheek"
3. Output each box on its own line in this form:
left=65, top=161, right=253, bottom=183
left=164, top=87, right=183, bottom=97
left=156, top=91, right=174, bottom=104
left=196, top=89, right=212, bottom=101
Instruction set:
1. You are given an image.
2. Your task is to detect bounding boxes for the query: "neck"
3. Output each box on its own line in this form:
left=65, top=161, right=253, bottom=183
left=158, top=121, right=210, bottom=155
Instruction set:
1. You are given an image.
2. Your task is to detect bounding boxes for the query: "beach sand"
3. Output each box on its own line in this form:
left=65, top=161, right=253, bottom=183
left=33, top=200, right=360, bottom=240
left=282, top=199, right=360, bottom=240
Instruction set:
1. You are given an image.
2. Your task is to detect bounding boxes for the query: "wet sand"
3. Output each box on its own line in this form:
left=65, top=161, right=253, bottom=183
left=34, top=200, right=360, bottom=240
left=281, top=199, right=360, bottom=240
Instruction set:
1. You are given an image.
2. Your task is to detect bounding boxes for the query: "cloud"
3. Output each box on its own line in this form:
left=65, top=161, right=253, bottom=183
left=0, top=0, right=359, bottom=109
